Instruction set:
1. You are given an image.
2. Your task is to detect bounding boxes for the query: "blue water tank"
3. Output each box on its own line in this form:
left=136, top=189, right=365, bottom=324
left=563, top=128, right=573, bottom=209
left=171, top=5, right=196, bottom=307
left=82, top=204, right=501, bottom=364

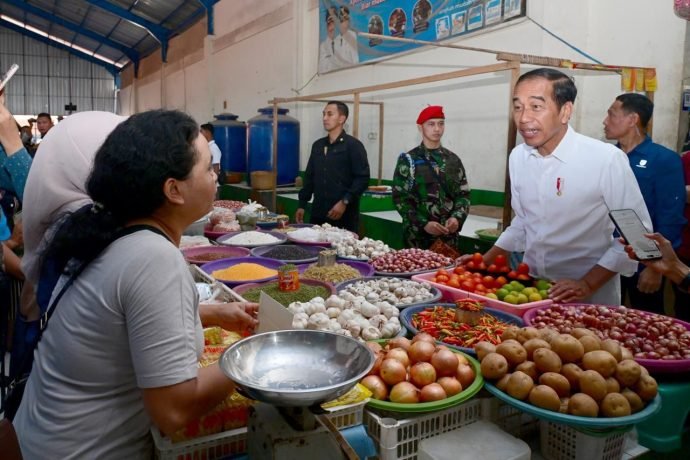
left=247, top=107, right=300, bottom=186
left=212, top=113, right=246, bottom=173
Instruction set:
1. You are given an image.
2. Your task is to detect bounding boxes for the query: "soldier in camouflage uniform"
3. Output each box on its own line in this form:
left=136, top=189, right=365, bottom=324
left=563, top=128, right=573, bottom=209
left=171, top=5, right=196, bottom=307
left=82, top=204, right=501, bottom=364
left=392, top=106, right=471, bottom=249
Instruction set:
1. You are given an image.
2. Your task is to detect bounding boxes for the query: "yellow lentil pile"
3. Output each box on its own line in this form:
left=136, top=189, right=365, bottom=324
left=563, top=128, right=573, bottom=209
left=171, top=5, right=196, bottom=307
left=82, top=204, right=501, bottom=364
left=212, top=263, right=278, bottom=281
left=302, top=263, right=361, bottom=283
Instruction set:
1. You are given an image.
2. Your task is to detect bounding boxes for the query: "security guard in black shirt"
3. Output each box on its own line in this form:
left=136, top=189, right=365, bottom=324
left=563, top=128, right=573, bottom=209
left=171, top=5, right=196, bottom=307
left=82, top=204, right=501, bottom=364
left=296, top=101, right=370, bottom=233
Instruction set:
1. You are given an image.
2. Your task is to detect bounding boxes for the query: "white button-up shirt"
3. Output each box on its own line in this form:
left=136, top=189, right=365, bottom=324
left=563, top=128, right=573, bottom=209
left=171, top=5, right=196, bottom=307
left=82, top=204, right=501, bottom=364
left=495, top=126, right=651, bottom=305
left=208, top=140, right=222, bottom=166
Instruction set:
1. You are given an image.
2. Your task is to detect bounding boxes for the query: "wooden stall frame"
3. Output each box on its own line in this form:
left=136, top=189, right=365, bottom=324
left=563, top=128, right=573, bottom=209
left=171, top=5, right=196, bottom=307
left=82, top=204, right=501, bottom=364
left=268, top=34, right=656, bottom=230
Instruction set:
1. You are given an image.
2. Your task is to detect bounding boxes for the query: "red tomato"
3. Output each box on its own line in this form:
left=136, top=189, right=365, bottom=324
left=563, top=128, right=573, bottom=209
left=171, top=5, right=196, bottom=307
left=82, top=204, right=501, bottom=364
left=499, top=266, right=511, bottom=274
left=487, top=264, right=498, bottom=273
left=466, top=261, right=476, bottom=270
left=474, top=283, right=487, bottom=293
left=494, top=254, right=508, bottom=267
left=516, top=274, right=531, bottom=282
left=448, top=278, right=461, bottom=289
left=460, top=280, right=475, bottom=291
left=436, top=274, right=449, bottom=283
left=477, top=262, right=487, bottom=272
left=507, top=270, right=518, bottom=279
left=495, top=276, right=508, bottom=287
left=482, top=275, right=495, bottom=288
left=453, top=266, right=466, bottom=275
left=437, top=268, right=449, bottom=276
left=517, top=263, right=530, bottom=275
left=472, top=252, right=484, bottom=264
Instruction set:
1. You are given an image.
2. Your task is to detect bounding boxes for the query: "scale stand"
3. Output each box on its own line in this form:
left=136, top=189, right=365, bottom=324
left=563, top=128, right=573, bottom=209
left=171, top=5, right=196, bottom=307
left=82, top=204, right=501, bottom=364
left=247, top=403, right=357, bottom=459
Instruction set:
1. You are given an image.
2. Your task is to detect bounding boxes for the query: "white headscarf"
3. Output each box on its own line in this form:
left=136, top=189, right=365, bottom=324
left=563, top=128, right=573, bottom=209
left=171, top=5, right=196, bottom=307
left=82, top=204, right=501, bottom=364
left=21, top=111, right=126, bottom=286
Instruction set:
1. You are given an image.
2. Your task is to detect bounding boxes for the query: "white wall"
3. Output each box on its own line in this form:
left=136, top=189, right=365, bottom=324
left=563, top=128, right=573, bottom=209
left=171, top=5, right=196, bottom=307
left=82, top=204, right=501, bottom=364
left=118, top=0, right=688, bottom=193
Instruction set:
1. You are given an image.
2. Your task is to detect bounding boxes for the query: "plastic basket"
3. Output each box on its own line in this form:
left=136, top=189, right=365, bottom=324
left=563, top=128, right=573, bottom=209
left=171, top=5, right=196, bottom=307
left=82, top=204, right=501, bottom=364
left=324, top=400, right=367, bottom=430
left=152, top=426, right=247, bottom=460
left=364, top=399, right=482, bottom=460
left=480, top=396, right=539, bottom=438
left=539, top=420, right=629, bottom=460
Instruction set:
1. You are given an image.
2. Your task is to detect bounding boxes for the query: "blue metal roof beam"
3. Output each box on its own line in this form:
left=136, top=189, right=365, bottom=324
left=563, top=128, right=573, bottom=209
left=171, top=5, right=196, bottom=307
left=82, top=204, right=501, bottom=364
left=198, top=0, right=220, bottom=35
left=0, top=18, right=120, bottom=86
left=3, top=0, right=139, bottom=67
left=85, top=0, right=171, bottom=62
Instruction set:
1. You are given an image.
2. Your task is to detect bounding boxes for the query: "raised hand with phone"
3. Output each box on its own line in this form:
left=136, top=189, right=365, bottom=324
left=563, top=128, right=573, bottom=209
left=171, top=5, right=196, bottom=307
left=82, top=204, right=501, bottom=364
left=0, top=63, right=32, bottom=245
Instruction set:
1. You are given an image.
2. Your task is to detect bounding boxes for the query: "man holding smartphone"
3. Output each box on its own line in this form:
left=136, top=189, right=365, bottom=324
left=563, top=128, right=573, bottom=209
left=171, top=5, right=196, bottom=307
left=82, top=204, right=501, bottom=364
left=604, top=93, right=686, bottom=312
left=466, top=68, right=651, bottom=306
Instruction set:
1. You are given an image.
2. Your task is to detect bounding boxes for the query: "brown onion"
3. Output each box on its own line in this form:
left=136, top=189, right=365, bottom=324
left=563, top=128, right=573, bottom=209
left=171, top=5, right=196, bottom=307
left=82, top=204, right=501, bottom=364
left=387, top=336, right=412, bottom=351
left=366, top=342, right=384, bottom=355
left=456, top=363, right=475, bottom=389
left=360, top=375, right=388, bottom=400
left=386, top=348, right=411, bottom=368
left=368, top=353, right=384, bottom=376
left=412, top=332, right=437, bottom=344
left=410, top=362, right=437, bottom=388
left=420, top=383, right=447, bottom=402
left=431, top=349, right=460, bottom=377
left=409, top=340, right=436, bottom=364
left=437, top=377, right=463, bottom=396
left=389, top=381, right=420, bottom=404
left=380, top=358, right=407, bottom=386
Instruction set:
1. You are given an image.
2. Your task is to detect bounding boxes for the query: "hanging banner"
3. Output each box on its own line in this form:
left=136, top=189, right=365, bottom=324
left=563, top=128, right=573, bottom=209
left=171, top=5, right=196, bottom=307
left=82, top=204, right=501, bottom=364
left=318, top=0, right=526, bottom=73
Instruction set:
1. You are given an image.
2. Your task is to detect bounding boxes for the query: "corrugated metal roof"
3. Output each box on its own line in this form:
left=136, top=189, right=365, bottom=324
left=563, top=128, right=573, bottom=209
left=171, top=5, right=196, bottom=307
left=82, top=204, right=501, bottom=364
left=0, top=0, right=218, bottom=77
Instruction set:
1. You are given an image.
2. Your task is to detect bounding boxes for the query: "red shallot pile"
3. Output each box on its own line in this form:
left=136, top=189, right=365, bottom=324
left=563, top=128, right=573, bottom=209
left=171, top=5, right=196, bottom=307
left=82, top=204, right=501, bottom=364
left=529, top=304, right=690, bottom=360
left=371, top=249, right=452, bottom=274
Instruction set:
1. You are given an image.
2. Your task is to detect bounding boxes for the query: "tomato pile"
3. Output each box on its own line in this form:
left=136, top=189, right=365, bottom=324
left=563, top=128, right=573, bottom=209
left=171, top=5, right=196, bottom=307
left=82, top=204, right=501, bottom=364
left=371, top=248, right=452, bottom=273
left=432, top=266, right=508, bottom=297
left=529, top=304, right=690, bottom=361
left=411, top=305, right=513, bottom=348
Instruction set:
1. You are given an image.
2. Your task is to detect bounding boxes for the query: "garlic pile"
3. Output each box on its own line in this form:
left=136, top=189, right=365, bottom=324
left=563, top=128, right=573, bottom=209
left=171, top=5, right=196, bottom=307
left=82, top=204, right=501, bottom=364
left=333, top=236, right=392, bottom=261
left=289, top=294, right=402, bottom=341
left=340, top=277, right=436, bottom=306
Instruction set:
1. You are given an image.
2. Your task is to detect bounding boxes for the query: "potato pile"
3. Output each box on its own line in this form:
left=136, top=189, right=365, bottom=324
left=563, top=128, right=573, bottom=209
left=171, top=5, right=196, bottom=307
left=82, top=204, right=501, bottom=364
left=476, top=326, right=658, bottom=418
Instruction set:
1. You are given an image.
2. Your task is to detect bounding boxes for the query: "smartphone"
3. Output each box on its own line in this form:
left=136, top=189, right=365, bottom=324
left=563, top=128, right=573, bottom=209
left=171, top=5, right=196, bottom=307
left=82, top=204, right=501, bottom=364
left=0, top=63, right=19, bottom=92
left=608, top=209, right=662, bottom=260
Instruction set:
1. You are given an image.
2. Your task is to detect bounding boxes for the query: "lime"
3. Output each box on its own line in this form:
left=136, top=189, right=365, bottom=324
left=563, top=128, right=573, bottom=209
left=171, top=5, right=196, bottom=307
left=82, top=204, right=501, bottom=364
left=522, top=287, right=538, bottom=296
left=516, top=293, right=529, bottom=304
left=528, top=293, right=542, bottom=302
left=496, top=288, right=509, bottom=300
left=536, top=279, right=552, bottom=291
left=512, top=282, right=525, bottom=291
left=539, top=290, right=549, bottom=299
left=504, top=294, right=518, bottom=305
left=485, top=293, right=498, bottom=300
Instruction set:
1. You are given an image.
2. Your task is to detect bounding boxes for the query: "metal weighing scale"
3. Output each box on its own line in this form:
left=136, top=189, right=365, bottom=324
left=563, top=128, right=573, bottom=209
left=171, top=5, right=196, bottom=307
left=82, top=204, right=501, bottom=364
left=219, top=329, right=375, bottom=460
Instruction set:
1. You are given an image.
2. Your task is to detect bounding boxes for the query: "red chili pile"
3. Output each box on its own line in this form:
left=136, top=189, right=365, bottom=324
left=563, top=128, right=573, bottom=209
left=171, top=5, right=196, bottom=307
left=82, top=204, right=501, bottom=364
left=411, top=305, right=512, bottom=348
left=371, top=248, right=452, bottom=273
left=529, top=304, right=690, bottom=360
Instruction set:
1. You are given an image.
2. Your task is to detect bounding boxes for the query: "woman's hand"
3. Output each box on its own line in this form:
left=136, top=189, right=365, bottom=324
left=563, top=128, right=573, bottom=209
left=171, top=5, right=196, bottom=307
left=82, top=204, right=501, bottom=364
left=199, top=301, right=259, bottom=334
left=0, top=93, right=23, bottom=155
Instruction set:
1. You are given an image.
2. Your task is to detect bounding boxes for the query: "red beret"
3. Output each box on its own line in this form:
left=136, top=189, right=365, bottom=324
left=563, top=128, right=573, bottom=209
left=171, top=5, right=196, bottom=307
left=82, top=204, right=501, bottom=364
left=417, top=105, right=445, bottom=125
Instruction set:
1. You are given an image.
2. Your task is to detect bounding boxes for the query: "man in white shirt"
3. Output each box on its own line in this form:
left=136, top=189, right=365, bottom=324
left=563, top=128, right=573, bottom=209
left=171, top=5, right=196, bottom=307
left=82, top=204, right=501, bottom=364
left=477, top=68, right=651, bottom=305
left=318, top=8, right=338, bottom=74
left=334, top=6, right=359, bottom=67
left=200, top=123, right=221, bottom=178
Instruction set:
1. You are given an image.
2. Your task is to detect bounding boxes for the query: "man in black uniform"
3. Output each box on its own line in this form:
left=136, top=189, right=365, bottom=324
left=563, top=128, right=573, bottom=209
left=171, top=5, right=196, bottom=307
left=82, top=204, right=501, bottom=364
left=295, top=101, right=370, bottom=233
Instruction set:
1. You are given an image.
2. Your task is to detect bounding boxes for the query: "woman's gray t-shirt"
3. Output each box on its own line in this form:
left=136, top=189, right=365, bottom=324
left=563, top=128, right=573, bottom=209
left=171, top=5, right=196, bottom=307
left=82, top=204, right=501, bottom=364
left=14, top=230, right=203, bottom=459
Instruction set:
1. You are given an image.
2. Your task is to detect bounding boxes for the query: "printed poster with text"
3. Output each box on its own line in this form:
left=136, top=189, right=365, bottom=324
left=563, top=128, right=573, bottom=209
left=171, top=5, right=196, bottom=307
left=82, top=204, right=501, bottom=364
left=318, top=0, right=526, bottom=74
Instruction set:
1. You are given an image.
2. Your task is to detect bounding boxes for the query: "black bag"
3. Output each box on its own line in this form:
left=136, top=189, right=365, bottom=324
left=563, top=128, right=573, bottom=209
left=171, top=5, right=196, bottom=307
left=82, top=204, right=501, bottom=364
left=1, top=265, right=82, bottom=421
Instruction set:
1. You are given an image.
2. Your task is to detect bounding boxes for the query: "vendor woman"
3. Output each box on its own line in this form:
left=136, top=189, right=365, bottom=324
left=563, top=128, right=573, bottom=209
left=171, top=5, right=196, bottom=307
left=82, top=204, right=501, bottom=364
left=392, top=105, right=471, bottom=249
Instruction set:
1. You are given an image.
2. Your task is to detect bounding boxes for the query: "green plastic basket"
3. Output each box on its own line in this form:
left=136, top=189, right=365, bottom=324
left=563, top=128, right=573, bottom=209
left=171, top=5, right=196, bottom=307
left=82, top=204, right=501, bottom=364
left=366, top=341, right=484, bottom=413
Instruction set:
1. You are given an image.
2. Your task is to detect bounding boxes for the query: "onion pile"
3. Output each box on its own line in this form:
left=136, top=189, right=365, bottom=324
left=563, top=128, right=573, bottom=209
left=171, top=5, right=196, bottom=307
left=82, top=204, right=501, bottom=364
left=359, top=334, right=475, bottom=404
left=529, top=305, right=690, bottom=361
left=371, top=249, right=452, bottom=274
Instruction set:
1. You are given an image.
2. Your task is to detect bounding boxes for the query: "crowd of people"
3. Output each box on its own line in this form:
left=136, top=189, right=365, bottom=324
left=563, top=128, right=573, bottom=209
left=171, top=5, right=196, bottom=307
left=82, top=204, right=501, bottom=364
left=1, top=66, right=690, bottom=457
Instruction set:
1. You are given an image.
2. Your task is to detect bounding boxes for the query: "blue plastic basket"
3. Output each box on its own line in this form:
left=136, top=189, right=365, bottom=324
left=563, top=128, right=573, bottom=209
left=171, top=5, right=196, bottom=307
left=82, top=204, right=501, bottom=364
left=399, top=303, right=524, bottom=355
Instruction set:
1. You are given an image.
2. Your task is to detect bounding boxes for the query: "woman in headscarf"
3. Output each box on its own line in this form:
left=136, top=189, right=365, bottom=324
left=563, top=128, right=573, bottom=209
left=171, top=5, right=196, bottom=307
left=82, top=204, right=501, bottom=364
left=14, top=110, right=241, bottom=458
left=13, top=112, right=257, bottom=378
